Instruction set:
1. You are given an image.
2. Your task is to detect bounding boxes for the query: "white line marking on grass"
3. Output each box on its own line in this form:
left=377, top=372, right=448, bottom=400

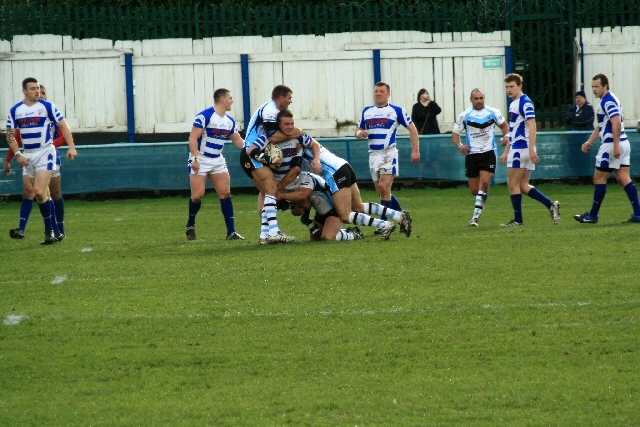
left=4, top=314, right=26, bottom=325
left=51, top=275, right=68, bottom=285
left=81, top=248, right=93, bottom=253
left=114, top=218, right=124, bottom=221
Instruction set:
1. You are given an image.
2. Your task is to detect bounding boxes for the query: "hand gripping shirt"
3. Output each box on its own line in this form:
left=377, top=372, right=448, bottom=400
left=6, top=100, right=64, bottom=151
left=357, top=104, right=412, bottom=151
left=452, top=105, right=506, bottom=154
left=508, top=94, right=535, bottom=150
left=597, top=92, right=628, bottom=145
left=192, top=107, right=237, bottom=159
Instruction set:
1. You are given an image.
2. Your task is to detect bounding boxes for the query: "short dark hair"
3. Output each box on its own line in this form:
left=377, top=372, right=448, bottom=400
left=592, top=73, right=609, bottom=88
left=504, top=73, right=523, bottom=86
left=277, top=109, right=295, bottom=124
left=272, top=85, right=292, bottom=100
left=375, top=81, right=390, bottom=92
left=470, top=88, right=484, bottom=98
left=38, top=84, right=46, bottom=91
left=213, top=88, right=230, bottom=104
left=416, top=88, right=428, bottom=102
left=22, top=77, right=38, bottom=90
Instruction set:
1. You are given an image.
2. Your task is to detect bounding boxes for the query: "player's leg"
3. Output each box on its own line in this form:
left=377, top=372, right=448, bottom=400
left=252, top=167, right=293, bottom=243
left=614, top=166, right=640, bottom=221
left=324, top=216, right=363, bottom=241
left=470, top=171, right=493, bottom=226
left=209, top=170, right=244, bottom=239
left=10, top=174, right=35, bottom=239
left=186, top=173, right=207, bottom=240
left=503, top=167, right=526, bottom=225
left=575, top=142, right=613, bottom=223
left=49, top=174, right=65, bottom=237
left=34, top=169, right=56, bottom=244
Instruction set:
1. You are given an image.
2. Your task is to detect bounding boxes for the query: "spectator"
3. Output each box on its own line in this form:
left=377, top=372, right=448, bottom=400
left=563, top=90, right=595, bottom=131
left=411, top=88, right=441, bottom=134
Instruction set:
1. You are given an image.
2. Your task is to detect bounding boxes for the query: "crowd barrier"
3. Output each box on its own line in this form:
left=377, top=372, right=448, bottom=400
left=1, top=130, right=638, bottom=196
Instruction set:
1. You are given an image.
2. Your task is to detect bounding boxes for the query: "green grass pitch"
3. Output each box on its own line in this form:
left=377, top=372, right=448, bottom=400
left=1, top=183, right=639, bottom=426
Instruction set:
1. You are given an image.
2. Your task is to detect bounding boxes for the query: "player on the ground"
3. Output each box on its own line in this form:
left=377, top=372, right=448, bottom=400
left=239, top=85, right=307, bottom=245
left=6, top=77, right=77, bottom=244
left=283, top=172, right=365, bottom=242
left=186, top=88, right=245, bottom=241
left=5, top=84, right=68, bottom=240
left=297, top=137, right=412, bottom=240
left=355, top=81, right=420, bottom=226
left=452, top=88, right=510, bottom=226
left=573, top=73, right=640, bottom=224
left=500, top=73, right=560, bottom=226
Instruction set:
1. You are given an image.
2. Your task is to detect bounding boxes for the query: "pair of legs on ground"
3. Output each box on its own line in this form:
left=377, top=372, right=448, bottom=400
left=574, top=167, right=640, bottom=223
left=505, top=168, right=560, bottom=226
left=186, top=171, right=243, bottom=240
left=11, top=172, right=65, bottom=241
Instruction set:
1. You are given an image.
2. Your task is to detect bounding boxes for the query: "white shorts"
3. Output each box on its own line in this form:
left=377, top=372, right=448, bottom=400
left=189, top=155, right=228, bottom=176
left=369, top=146, right=398, bottom=182
left=52, top=149, right=62, bottom=178
left=506, top=147, right=535, bottom=171
left=22, top=145, right=58, bottom=179
left=596, top=140, right=631, bottom=170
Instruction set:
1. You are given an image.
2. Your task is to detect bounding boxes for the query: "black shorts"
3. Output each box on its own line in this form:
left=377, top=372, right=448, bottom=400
left=240, top=147, right=257, bottom=179
left=332, top=163, right=358, bottom=191
left=465, top=150, right=497, bottom=178
left=314, top=208, right=339, bottom=225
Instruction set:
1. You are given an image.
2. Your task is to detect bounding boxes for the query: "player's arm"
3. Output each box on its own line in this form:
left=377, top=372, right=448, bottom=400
left=581, top=127, right=600, bottom=153
left=307, top=139, right=322, bottom=174
left=276, top=160, right=302, bottom=193
left=407, top=122, right=420, bottom=162
left=280, top=186, right=312, bottom=204
left=188, top=126, right=204, bottom=172
left=270, top=128, right=303, bottom=143
left=498, top=121, right=510, bottom=146
left=527, top=118, right=539, bottom=163
left=228, top=132, right=244, bottom=150
left=610, top=115, right=622, bottom=158
left=6, top=128, right=29, bottom=167
left=57, top=119, right=77, bottom=160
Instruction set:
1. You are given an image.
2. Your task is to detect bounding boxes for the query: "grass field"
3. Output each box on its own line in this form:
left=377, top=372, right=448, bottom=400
left=1, top=183, right=639, bottom=426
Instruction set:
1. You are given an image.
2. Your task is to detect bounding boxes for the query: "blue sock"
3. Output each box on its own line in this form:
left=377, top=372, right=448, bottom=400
left=390, top=194, right=402, bottom=211
left=38, top=200, right=53, bottom=232
left=380, top=199, right=392, bottom=221
left=623, top=182, right=640, bottom=216
left=526, top=187, right=552, bottom=209
left=510, top=194, right=523, bottom=223
left=220, top=197, right=235, bottom=235
left=187, top=199, right=201, bottom=227
left=54, top=198, right=65, bottom=234
left=48, top=199, right=60, bottom=235
left=19, top=198, right=33, bottom=231
left=589, top=184, right=607, bottom=217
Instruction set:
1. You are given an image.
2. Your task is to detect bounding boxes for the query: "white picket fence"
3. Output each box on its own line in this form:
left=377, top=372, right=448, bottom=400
left=8, top=28, right=640, bottom=136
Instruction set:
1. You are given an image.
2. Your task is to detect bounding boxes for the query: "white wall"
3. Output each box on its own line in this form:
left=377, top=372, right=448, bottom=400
left=579, top=26, right=640, bottom=129
left=0, top=31, right=511, bottom=136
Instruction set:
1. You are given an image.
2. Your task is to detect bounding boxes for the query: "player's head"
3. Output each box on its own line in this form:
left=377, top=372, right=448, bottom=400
left=272, top=85, right=293, bottom=111
left=277, top=109, right=295, bottom=135
left=22, top=77, right=40, bottom=102
left=470, top=88, right=485, bottom=110
left=504, top=73, right=523, bottom=99
left=591, top=74, right=609, bottom=98
left=213, top=88, right=233, bottom=111
left=39, top=84, right=47, bottom=100
left=374, top=81, right=390, bottom=106
left=416, top=88, right=430, bottom=102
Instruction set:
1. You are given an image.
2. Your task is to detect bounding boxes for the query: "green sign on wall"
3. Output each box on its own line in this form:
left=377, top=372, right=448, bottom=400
left=483, top=56, right=502, bottom=69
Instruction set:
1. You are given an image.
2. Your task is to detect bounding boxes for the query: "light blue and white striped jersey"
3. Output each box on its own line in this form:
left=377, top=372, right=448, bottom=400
left=453, top=105, right=506, bottom=154
left=6, top=100, right=64, bottom=151
left=596, top=92, right=628, bottom=145
left=508, top=94, right=535, bottom=149
left=298, top=172, right=334, bottom=216
left=192, top=107, right=238, bottom=159
left=302, top=144, right=347, bottom=178
left=244, top=99, right=280, bottom=148
left=357, top=103, right=412, bottom=151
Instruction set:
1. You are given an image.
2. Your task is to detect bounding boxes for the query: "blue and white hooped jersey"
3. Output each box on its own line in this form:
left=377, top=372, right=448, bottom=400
left=302, top=144, right=347, bottom=178
left=192, top=107, right=237, bottom=159
left=6, top=100, right=64, bottom=151
left=508, top=94, right=535, bottom=150
left=453, top=105, right=506, bottom=154
left=597, top=92, right=627, bottom=145
left=244, top=100, right=279, bottom=148
left=298, top=172, right=334, bottom=216
left=357, top=104, right=412, bottom=151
